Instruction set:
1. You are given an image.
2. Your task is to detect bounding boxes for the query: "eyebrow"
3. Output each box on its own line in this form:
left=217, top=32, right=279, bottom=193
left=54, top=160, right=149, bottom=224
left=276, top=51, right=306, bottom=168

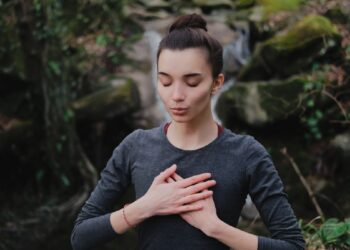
left=158, top=72, right=203, bottom=78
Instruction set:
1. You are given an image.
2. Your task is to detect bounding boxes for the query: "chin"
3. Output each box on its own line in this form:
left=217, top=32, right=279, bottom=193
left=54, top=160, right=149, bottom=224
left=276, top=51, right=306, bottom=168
left=170, top=115, right=192, bottom=123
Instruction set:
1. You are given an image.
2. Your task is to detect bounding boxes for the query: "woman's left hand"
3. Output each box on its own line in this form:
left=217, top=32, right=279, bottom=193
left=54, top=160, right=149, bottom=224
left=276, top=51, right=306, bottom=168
left=167, top=173, right=220, bottom=234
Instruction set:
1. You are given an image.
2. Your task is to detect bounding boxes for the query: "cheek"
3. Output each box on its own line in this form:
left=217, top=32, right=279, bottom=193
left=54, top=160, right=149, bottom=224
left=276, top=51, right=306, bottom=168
left=191, top=88, right=211, bottom=105
left=157, top=85, right=169, bottom=104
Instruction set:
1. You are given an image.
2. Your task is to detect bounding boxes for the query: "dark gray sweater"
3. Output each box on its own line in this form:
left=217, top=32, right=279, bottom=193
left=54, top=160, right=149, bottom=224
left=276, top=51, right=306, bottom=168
left=71, top=124, right=305, bottom=250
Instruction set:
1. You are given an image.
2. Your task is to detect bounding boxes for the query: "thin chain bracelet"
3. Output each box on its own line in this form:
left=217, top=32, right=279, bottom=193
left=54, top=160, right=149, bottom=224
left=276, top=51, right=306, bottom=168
left=122, top=203, right=134, bottom=228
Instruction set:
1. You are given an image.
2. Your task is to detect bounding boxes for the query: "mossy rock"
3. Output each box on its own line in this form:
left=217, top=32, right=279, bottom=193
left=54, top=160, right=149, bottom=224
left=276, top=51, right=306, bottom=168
left=324, top=1, right=350, bottom=25
left=234, top=0, right=256, bottom=9
left=71, top=78, right=140, bottom=121
left=238, top=15, right=341, bottom=81
left=216, top=76, right=308, bottom=127
left=192, top=0, right=234, bottom=8
left=255, top=0, right=302, bottom=20
left=137, top=0, right=172, bottom=11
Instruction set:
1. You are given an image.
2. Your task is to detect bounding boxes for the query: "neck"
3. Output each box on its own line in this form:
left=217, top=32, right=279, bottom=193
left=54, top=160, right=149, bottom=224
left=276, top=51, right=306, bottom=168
left=167, top=109, right=218, bottom=150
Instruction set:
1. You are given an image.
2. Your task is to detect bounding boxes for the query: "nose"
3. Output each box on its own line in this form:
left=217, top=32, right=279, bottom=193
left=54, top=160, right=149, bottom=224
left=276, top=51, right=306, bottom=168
left=171, top=83, right=185, bottom=102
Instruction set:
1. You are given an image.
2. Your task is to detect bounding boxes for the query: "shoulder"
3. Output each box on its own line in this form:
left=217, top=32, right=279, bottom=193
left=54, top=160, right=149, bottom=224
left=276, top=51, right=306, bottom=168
left=121, top=124, right=163, bottom=148
left=221, top=128, right=264, bottom=154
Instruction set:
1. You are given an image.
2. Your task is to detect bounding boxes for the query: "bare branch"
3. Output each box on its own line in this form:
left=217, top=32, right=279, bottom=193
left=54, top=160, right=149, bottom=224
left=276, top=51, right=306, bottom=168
left=280, top=147, right=325, bottom=219
left=322, top=89, right=349, bottom=121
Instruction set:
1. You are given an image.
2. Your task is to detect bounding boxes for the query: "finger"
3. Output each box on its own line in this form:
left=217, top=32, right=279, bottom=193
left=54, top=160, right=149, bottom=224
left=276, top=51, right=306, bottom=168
left=184, top=180, right=216, bottom=195
left=155, top=164, right=177, bottom=183
left=177, top=172, right=211, bottom=188
left=166, top=177, right=176, bottom=183
left=178, top=190, right=213, bottom=204
left=176, top=203, right=203, bottom=213
left=171, top=172, right=183, bottom=181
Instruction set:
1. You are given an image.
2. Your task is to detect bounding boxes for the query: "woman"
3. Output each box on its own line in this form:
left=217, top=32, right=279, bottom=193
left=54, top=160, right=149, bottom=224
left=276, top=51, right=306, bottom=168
left=71, top=14, right=305, bottom=250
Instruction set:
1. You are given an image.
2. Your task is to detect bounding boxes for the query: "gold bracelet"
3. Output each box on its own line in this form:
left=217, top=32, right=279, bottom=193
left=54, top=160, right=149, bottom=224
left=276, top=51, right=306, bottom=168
left=122, top=203, right=134, bottom=228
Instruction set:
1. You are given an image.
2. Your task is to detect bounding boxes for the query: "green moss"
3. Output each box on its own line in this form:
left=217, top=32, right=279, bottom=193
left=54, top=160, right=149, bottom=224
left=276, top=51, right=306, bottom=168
left=71, top=78, right=140, bottom=121
left=235, top=0, right=256, bottom=9
left=258, top=0, right=302, bottom=17
left=192, top=0, right=233, bottom=7
left=268, top=15, right=339, bottom=50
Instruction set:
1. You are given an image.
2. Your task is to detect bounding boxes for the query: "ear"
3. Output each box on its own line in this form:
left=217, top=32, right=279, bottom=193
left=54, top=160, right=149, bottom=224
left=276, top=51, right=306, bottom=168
left=211, top=73, right=224, bottom=96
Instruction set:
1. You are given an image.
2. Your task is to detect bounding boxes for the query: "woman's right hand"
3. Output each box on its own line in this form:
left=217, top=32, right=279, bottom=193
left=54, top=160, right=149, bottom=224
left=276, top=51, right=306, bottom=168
left=138, top=164, right=216, bottom=217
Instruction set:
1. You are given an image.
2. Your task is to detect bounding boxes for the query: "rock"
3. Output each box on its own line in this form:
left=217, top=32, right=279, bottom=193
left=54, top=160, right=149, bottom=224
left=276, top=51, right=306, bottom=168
left=251, top=0, right=302, bottom=21
left=234, top=0, right=256, bottom=9
left=327, top=131, right=350, bottom=211
left=330, top=131, right=350, bottom=163
left=216, top=76, right=307, bottom=127
left=123, top=4, right=171, bottom=20
left=192, top=0, right=234, bottom=9
left=137, top=0, right=172, bottom=10
left=178, top=7, right=203, bottom=16
left=226, top=8, right=253, bottom=25
left=238, top=15, right=341, bottom=81
left=325, top=2, right=350, bottom=24
left=207, top=17, right=237, bottom=45
left=71, top=78, right=140, bottom=122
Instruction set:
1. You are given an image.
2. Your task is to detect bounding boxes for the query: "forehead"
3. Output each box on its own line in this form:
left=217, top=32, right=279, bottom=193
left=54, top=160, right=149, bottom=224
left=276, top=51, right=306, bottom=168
left=158, top=48, right=210, bottom=76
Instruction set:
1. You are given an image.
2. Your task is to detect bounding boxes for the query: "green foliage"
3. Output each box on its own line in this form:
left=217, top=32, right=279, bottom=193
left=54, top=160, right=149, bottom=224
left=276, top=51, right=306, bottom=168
left=300, top=63, right=348, bottom=141
left=255, top=0, right=303, bottom=19
left=235, top=0, right=256, bottom=9
left=0, top=0, right=142, bottom=192
left=301, top=217, right=350, bottom=249
left=268, top=14, right=340, bottom=50
left=258, top=0, right=302, bottom=13
left=301, top=72, right=324, bottom=140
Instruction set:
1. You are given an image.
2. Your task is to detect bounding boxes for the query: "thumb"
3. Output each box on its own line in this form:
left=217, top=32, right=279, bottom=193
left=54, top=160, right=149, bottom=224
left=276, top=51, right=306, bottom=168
left=156, top=164, right=177, bottom=183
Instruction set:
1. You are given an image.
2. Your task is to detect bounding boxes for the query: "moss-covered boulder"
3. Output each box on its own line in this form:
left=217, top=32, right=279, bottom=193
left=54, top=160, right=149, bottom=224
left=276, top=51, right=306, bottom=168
left=71, top=78, right=140, bottom=121
left=253, top=0, right=302, bottom=20
left=137, top=0, right=172, bottom=11
left=234, top=0, right=256, bottom=9
left=192, top=0, right=234, bottom=9
left=238, top=15, right=341, bottom=81
left=216, top=76, right=308, bottom=127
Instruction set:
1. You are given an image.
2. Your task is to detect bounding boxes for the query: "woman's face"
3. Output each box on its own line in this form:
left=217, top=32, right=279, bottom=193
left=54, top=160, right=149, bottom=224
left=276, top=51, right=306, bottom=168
left=157, top=48, right=218, bottom=124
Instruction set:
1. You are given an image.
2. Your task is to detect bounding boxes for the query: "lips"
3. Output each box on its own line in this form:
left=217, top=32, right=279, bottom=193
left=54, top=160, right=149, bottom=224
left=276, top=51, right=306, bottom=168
left=171, top=107, right=188, bottom=111
left=170, top=107, right=188, bottom=115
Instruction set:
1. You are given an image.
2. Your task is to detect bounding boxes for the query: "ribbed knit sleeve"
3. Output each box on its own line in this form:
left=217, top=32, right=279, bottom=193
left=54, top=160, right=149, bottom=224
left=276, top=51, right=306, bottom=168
left=71, top=130, right=139, bottom=250
left=245, top=137, right=305, bottom=250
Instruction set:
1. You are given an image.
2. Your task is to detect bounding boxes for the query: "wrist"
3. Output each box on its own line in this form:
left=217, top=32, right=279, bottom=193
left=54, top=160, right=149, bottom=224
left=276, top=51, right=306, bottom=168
left=202, top=217, right=223, bottom=237
left=132, top=196, right=154, bottom=219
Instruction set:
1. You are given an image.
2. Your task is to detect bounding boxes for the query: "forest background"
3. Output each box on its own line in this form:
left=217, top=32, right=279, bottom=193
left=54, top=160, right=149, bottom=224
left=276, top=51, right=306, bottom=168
left=1, top=0, right=350, bottom=249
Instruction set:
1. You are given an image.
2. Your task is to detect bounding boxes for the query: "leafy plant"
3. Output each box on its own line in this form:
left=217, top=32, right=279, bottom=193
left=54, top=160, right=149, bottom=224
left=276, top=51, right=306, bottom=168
left=301, top=217, right=350, bottom=249
left=301, top=65, right=325, bottom=140
left=300, top=63, right=348, bottom=141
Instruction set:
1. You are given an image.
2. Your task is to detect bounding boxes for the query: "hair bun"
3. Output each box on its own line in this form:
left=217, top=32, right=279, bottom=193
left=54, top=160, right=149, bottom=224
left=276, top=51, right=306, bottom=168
left=169, top=13, right=207, bottom=33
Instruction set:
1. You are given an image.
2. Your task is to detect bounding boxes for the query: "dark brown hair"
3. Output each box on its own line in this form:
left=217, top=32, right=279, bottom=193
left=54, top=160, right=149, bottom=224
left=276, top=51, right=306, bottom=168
left=157, top=13, right=223, bottom=78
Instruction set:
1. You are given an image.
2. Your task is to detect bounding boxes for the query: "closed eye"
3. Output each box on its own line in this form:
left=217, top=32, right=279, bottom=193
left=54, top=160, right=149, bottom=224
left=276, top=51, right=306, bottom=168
left=158, top=74, right=172, bottom=87
left=159, top=80, right=171, bottom=86
left=187, top=82, right=200, bottom=87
